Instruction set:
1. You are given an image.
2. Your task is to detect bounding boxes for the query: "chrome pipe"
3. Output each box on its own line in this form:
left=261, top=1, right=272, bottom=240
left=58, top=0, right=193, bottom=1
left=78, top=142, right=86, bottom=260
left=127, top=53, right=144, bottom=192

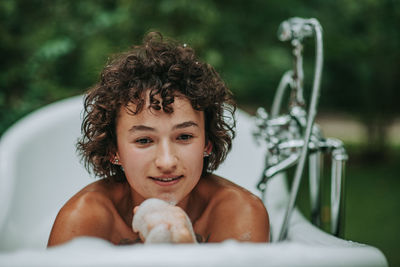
left=271, top=70, right=293, bottom=118
left=309, top=151, right=322, bottom=227
left=331, top=148, right=348, bottom=237
left=264, top=153, right=300, bottom=180
left=292, top=40, right=305, bottom=106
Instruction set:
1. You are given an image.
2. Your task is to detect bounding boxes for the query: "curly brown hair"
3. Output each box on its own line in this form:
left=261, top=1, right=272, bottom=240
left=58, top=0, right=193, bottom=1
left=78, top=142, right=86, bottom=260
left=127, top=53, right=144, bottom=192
left=77, top=32, right=236, bottom=182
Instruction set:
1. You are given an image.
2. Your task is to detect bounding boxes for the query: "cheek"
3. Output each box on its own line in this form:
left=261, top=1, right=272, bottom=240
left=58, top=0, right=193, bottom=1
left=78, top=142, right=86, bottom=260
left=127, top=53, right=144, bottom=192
left=179, top=145, right=204, bottom=173
left=120, top=148, right=152, bottom=175
left=122, top=150, right=154, bottom=192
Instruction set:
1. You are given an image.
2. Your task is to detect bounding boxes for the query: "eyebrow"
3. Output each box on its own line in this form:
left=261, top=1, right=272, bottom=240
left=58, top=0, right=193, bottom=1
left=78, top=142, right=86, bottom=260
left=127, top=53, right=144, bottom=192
left=172, top=121, right=199, bottom=130
left=128, top=125, right=155, bottom=133
left=128, top=121, right=199, bottom=133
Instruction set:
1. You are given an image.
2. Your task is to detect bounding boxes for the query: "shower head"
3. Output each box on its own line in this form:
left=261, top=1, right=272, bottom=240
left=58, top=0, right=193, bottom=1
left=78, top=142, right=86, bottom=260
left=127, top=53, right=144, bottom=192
left=278, top=17, right=314, bottom=42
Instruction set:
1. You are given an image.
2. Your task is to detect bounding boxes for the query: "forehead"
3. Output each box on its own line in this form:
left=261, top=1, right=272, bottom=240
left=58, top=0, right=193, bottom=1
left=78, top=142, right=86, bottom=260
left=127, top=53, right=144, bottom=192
left=117, top=96, right=204, bottom=128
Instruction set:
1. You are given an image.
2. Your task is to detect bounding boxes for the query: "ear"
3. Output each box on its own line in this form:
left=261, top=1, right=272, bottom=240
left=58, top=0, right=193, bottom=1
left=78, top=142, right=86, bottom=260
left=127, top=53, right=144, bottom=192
left=110, top=152, right=121, bottom=165
left=204, top=141, right=212, bottom=155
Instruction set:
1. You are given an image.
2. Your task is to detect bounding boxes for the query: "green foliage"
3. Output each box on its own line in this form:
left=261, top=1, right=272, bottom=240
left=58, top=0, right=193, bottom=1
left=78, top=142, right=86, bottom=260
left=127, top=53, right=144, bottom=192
left=1, top=0, right=399, bottom=146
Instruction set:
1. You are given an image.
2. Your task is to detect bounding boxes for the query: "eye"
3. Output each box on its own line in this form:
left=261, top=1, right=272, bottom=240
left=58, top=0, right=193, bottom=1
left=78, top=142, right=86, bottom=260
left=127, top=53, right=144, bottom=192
left=177, top=134, right=193, bottom=141
left=135, top=138, right=153, bottom=145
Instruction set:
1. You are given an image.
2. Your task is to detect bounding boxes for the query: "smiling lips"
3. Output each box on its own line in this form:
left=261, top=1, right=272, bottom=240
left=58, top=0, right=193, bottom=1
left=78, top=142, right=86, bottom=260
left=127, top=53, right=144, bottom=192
left=149, top=175, right=184, bottom=186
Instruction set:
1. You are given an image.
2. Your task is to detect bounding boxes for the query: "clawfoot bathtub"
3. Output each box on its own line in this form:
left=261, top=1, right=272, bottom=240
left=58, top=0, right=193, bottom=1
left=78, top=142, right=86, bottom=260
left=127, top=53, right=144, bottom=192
left=0, top=96, right=387, bottom=266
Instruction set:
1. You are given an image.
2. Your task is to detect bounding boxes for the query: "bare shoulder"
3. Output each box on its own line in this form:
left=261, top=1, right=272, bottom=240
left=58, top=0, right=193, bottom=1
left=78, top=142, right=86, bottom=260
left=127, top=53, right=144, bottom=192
left=201, top=175, right=267, bottom=212
left=47, top=180, right=118, bottom=247
left=199, top=175, right=270, bottom=242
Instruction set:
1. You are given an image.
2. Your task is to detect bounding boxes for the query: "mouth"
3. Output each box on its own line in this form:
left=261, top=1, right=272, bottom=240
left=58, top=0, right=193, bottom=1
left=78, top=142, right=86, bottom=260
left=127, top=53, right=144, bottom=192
left=149, top=175, right=184, bottom=185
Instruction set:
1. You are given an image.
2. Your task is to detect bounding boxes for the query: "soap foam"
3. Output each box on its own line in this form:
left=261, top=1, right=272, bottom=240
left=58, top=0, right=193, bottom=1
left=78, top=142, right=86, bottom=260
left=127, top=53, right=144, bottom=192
left=132, top=198, right=197, bottom=244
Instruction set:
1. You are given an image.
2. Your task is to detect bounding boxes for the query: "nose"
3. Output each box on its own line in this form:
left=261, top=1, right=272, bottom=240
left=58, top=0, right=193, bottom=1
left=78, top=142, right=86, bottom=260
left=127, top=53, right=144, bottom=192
left=154, top=141, right=177, bottom=172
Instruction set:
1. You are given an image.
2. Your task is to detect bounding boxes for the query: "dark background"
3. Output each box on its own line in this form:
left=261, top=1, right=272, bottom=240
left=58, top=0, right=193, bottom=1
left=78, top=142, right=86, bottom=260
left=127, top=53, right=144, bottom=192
left=1, top=1, right=399, bottom=265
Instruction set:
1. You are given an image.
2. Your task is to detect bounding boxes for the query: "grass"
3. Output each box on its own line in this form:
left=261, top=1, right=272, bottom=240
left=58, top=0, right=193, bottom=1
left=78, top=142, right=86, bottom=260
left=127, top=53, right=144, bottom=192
left=291, top=146, right=400, bottom=266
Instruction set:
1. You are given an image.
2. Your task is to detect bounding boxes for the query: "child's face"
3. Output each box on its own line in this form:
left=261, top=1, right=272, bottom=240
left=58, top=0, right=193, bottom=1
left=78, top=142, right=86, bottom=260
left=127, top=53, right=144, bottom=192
left=115, top=96, right=210, bottom=204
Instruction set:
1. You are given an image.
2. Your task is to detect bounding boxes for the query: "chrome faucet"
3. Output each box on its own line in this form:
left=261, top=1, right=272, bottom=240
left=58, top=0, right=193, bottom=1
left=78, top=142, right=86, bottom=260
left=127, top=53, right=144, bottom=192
left=253, top=18, right=348, bottom=240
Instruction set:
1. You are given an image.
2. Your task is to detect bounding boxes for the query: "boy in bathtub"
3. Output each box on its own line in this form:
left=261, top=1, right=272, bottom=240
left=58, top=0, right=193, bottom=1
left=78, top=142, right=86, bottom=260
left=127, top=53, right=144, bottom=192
left=47, top=32, right=269, bottom=246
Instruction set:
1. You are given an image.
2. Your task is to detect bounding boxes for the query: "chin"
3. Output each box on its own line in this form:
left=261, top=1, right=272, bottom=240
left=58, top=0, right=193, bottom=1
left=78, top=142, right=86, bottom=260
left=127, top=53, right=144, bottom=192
left=154, top=193, right=179, bottom=205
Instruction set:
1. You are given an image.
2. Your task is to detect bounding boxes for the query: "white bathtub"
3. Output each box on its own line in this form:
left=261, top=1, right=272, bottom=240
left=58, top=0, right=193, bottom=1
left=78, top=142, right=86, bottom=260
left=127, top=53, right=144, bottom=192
left=0, top=96, right=387, bottom=266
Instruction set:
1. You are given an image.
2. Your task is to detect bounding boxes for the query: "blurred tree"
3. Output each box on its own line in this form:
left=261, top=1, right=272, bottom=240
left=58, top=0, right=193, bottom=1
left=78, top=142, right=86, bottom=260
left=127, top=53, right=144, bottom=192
left=0, top=0, right=399, bottom=155
left=319, top=0, right=400, bottom=155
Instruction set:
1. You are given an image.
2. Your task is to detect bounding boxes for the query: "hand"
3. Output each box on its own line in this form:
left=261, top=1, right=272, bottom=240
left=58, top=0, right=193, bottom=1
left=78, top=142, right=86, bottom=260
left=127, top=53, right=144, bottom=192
left=132, top=198, right=197, bottom=244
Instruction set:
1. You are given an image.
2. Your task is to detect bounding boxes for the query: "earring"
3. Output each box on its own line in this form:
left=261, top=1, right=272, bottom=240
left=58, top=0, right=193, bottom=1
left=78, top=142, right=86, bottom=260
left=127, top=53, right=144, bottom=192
left=203, top=151, right=210, bottom=157
left=114, top=157, right=120, bottom=164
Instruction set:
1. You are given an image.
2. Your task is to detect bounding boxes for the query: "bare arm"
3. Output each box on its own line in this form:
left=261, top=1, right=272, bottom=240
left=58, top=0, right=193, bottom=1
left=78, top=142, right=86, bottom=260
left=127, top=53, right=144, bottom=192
left=206, top=190, right=270, bottom=243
